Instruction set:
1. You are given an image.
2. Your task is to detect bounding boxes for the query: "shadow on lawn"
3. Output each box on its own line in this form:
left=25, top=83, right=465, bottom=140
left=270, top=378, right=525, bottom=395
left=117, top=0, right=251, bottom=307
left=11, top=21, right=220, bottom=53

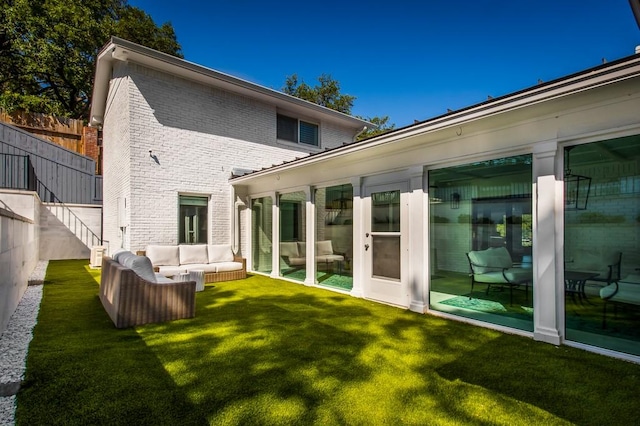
left=136, top=278, right=379, bottom=424
left=17, top=260, right=209, bottom=425
left=134, top=276, right=557, bottom=424
left=18, top=262, right=640, bottom=425
left=436, top=333, right=640, bottom=425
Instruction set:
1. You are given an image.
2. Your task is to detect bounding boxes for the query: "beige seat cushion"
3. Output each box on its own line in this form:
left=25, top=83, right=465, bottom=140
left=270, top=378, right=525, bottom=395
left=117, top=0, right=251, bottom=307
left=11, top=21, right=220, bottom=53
left=316, top=240, right=334, bottom=256
left=208, top=244, right=234, bottom=263
left=215, top=261, right=244, bottom=272
left=147, top=245, right=180, bottom=266
left=157, top=265, right=187, bottom=277
left=179, top=244, right=209, bottom=265
left=468, top=247, right=513, bottom=274
left=184, top=263, right=218, bottom=273
left=280, top=242, right=299, bottom=258
left=317, top=254, right=344, bottom=263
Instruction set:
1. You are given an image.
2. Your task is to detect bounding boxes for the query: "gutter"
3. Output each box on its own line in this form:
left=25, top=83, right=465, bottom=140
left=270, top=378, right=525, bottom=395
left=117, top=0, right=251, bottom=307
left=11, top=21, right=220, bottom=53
left=352, top=126, right=368, bottom=143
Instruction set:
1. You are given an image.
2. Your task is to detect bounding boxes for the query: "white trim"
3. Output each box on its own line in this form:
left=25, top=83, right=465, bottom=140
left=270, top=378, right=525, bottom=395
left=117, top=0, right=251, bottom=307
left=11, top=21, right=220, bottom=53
left=91, top=37, right=371, bottom=130
left=232, top=55, right=640, bottom=183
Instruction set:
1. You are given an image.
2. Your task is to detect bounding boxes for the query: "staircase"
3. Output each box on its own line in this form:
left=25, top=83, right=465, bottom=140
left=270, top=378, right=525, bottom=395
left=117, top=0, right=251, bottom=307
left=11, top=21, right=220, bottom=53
left=1, top=152, right=105, bottom=256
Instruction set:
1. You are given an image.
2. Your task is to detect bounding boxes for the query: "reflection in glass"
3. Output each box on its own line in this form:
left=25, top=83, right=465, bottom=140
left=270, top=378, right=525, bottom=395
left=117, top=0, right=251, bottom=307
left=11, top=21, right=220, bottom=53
left=315, top=184, right=353, bottom=290
left=372, top=190, right=400, bottom=232
left=279, top=191, right=306, bottom=282
left=372, top=235, right=400, bottom=280
left=251, top=197, right=272, bottom=274
left=179, top=195, right=208, bottom=244
left=564, top=135, right=640, bottom=357
left=428, top=154, right=534, bottom=332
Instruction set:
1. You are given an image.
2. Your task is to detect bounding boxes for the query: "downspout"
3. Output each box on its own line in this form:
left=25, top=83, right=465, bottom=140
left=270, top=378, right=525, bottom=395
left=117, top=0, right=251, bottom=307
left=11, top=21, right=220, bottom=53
left=230, top=186, right=246, bottom=254
left=352, top=126, right=368, bottom=143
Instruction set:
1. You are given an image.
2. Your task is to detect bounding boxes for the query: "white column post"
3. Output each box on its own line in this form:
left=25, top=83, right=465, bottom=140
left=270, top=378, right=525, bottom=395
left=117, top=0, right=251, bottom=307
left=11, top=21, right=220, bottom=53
left=408, top=167, right=427, bottom=313
left=533, top=141, right=562, bottom=345
left=350, top=176, right=364, bottom=298
left=304, top=186, right=316, bottom=286
left=270, top=192, right=280, bottom=279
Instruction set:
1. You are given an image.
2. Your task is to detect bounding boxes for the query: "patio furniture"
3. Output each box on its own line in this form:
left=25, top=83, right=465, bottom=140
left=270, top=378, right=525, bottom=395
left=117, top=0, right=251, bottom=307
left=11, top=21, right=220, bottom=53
left=564, top=271, right=599, bottom=303
left=280, top=240, right=346, bottom=272
left=599, top=274, right=640, bottom=328
left=140, top=244, right=246, bottom=283
left=189, top=269, right=205, bottom=292
left=466, top=247, right=532, bottom=306
left=100, top=253, right=196, bottom=328
left=565, top=250, right=622, bottom=289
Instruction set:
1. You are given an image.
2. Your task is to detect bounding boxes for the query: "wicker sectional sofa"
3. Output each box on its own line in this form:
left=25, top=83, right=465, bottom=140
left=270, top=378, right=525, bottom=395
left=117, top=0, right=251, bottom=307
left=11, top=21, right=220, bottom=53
left=141, top=244, right=247, bottom=283
left=100, top=253, right=196, bottom=328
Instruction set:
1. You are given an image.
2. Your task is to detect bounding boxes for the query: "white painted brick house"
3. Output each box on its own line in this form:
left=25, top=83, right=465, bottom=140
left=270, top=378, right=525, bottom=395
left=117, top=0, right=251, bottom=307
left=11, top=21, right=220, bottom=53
left=90, top=37, right=370, bottom=254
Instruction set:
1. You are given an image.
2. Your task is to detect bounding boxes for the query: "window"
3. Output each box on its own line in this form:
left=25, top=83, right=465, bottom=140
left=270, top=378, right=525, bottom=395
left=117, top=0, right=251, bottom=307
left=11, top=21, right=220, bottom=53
left=277, top=114, right=319, bottom=146
left=279, top=191, right=306, bottom=282
left=428, top=154, right=534, bottom=333
left=179, top=195, right=208, bottom=244
left=315, top=184, right=353, bottom=290
left=251, top=196, right=273, bottom=274
left=564, top=135, right=640, bottom=357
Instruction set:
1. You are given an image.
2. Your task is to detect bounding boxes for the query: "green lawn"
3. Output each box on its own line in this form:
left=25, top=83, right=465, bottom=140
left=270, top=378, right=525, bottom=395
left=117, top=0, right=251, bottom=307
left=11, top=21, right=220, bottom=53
left=16, top=260, right=640, bottom=425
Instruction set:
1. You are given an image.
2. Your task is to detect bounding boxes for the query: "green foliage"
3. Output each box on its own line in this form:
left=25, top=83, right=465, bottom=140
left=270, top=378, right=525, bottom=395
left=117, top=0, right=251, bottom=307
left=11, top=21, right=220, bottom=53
left=283, top=73, right=355, bottom=114
left=432, top=215, right=450, bottom=223
left=458, top=214, right=471, bottom=223
left=0, top=0, right=182, bottom=121
left=17, top=260, right=640, bottom=425
left=282, top=74, right=395, bottom=140
left=355, top=115, right=396, bottom=140
left=578, top=212, right=626, bottom=223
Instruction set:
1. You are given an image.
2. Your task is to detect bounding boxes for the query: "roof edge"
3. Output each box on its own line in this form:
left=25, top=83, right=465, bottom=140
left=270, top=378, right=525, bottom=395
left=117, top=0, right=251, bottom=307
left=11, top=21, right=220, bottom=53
left=231, top=52, right=640, bottom=183
left=90, top=37, right=372, bottom=129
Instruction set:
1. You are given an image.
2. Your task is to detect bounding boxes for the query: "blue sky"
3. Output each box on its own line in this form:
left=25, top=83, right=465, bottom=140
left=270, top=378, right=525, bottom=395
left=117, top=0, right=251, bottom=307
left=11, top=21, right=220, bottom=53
left=128, top=0, right=639, bottom=128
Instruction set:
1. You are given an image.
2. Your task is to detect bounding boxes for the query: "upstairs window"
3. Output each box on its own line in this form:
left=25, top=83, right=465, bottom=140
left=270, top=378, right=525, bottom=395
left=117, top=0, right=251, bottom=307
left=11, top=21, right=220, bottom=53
left=277, top=114, right=319, bottom=147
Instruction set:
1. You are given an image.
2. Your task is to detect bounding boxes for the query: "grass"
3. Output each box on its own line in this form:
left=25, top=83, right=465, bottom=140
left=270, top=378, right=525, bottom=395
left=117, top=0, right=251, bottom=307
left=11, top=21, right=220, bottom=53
left=16, top=260, right=640, bottom=425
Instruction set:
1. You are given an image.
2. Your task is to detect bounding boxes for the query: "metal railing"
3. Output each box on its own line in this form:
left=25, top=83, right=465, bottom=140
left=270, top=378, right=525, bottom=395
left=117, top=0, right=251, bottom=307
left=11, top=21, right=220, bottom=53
left=0, top=152, right=104, bottom=249
left=36, top=179, right=104, bottom=249
left=0, top=153, right=36, bottom=192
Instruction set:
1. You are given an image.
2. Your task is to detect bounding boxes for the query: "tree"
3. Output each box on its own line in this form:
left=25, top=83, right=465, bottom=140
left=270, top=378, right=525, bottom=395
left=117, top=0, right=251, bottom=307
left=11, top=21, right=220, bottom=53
left=283, top=74, right=355, bottom=114
left=355, top=115, right=395, bottom=140
left=0, top=0, right=182, bottom=121
left=282, top=73, right=395, bottom=141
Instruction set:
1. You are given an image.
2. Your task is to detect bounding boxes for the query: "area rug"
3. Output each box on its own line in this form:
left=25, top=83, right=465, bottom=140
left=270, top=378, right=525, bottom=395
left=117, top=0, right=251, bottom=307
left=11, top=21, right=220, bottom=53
left=280, top=269, right=353, bottom=291
left=439, top=296, right=508, bottom=313
left=317, top=274, right=353, bottom=291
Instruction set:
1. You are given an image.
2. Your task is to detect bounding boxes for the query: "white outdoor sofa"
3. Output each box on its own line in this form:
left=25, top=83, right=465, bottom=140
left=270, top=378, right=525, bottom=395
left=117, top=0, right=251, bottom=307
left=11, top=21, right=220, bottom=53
left=279, top=240, right=346, bottom=271
left=139, top=244, right=247, bottom=283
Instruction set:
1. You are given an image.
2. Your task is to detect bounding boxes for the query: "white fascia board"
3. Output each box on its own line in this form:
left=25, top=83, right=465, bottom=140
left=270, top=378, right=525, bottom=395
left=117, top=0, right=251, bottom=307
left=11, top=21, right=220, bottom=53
left=231, top=55, right=640, bottom=184
left=90, top=43, right=117, bottom=126
left=90, top=37, right=372, bottom=130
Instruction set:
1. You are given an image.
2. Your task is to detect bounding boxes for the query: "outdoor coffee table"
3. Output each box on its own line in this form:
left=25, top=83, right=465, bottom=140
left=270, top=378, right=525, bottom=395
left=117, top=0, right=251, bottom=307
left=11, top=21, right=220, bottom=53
left=189, top=269, right=205, bottom=292
left=564, top=271, right=599, bottom=303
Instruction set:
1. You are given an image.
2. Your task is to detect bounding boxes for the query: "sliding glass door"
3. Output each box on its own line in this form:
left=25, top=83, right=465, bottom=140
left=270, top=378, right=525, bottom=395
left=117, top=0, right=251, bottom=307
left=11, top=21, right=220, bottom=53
left=428, top=155, right=534, bottom=332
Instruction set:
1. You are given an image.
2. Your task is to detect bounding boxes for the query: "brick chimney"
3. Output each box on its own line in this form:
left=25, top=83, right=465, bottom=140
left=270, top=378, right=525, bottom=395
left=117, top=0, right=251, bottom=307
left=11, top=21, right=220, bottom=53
left=83, top=126, right=102, bottom=175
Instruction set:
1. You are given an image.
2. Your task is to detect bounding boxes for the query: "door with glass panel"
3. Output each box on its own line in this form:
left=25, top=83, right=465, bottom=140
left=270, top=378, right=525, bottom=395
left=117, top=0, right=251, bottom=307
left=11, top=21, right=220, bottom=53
left=363, top=182, right=409, bottom=307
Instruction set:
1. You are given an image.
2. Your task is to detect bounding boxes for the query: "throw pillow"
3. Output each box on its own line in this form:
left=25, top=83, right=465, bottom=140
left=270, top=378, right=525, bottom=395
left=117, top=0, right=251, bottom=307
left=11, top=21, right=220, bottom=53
left=208, top=244, right=234, bottom=263
left=180, top=244, right=209, bottom=265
